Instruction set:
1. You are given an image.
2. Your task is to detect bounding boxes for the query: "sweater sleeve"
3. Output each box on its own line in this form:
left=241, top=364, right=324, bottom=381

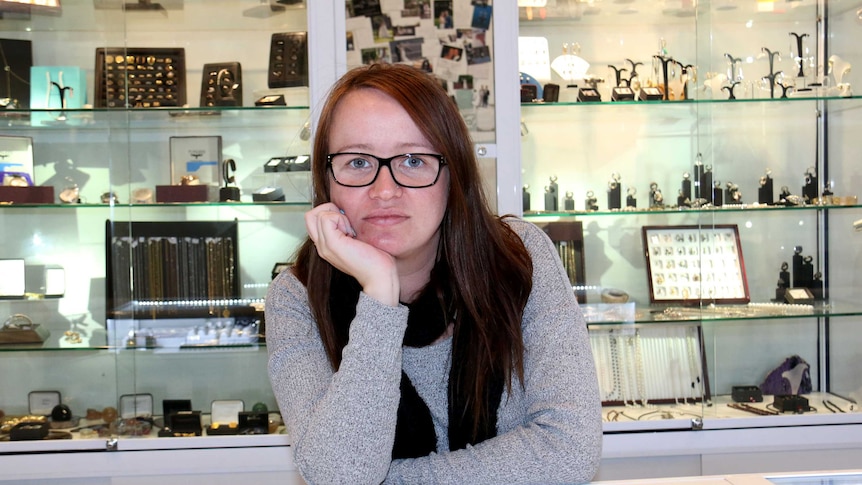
left=266, top=273, right=409, bottom=485
left=384, top=219, right=603, bottom=485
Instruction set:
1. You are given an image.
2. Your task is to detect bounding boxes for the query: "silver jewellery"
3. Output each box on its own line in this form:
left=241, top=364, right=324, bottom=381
left=3, top=313, right=34, bottom=330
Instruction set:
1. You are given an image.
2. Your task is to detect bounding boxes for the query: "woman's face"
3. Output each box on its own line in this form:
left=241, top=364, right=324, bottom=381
left=327, top=88, right=450, bottom=266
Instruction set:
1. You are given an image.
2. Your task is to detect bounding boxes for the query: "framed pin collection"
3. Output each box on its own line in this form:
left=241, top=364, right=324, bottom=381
left=642, top=224, right=750, bottom=305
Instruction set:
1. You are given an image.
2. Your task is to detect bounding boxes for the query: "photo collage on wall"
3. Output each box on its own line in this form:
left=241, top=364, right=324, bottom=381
left=346, top=0, right=495, bottom=132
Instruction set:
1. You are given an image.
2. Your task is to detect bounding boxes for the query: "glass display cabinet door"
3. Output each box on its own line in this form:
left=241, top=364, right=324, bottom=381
left=516, top=0, right=862, bottom=434
left=0, top=0, right=313, bottom=453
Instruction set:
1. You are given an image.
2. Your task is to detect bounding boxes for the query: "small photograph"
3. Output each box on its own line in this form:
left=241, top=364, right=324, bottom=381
left=471, top=4, right=492, bottom=30
left=466, top=44, right=491, bottom=65
left=393, top=24, right=417, bottom=36
left=434, top=0, right=453, bottom=29
left=401, top=0, right=427, bottom=17
left=349, top=0, right=382, bottom=17
left=361, top=46, right=391, bottom=65
left=372, top=15, right=393, bottom=43
left=440, top=44, right=463, bottom=62
left=391, top=38, right=424, bottom=63
left=471, top=0, right=490, bottom=5
left=346, top=31, right=355, bottom=51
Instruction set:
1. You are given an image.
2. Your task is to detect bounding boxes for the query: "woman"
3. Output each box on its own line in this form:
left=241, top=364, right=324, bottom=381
left=266, top=63, right=602, bottom=484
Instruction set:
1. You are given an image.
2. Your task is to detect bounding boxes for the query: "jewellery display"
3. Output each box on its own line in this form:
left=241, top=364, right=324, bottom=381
left=220, top=158, right=241, bottom=202
left=563, top=191, right=574, bottom=211
left=607, top=172, right=621, bottom=210
left=584, top=189, right=598, bottom=212
left=544, top=175, right=559, bottom=211
left=802, top=166, right=818, bottom=203
left=94, top=47, right=187, bottom=108
left=522, top=184, right=530, bottom=211
left=0, top=135, right=35, bottom=183
left=680, top=171, right=691, bottom=204
left=649, top=182, right=664, bottom=208
left=760, top=47, right=782, bottom=99
left=100, top=191, right=119, bottom=204
left=268, top=32, right=309, bottom=89
left=58, top=181, right=81, bottom=204
left=758, top=169, right=774, bottom=205
left=0, top=39, right=32, bottom=109
left=590, top=324, right=708, bottom=406
left=642, top=225, right=749, bottom=304
left=0, top=258, right=25, bottom=298
left=625, top=186, right=637, bottom=208
left=131, top=187, right=153, bottom=204
left=169, top=136, right=221, bottom=186
left=535, top=221, right=585, bottom=299
left=105, top=220, right=240, bottom=310
left=200, top=62, right=242, bottom=107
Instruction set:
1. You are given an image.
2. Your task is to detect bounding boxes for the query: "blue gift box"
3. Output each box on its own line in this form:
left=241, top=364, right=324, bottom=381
left=30, top=66, right=87, bottom=126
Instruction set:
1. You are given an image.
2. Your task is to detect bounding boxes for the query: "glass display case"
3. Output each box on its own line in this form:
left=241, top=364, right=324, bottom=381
left=0, top=0, right=315, bottom=462
left=514, top=0, right=862, bottom=477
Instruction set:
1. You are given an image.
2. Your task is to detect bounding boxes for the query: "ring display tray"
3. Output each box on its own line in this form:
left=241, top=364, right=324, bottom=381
left=642, top=224, right=750, bottom=305
left=94, top=47, right=187, bottom=108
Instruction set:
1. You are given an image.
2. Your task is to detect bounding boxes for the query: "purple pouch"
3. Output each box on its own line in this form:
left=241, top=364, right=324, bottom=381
left=760, top=355, right=812, bottom=395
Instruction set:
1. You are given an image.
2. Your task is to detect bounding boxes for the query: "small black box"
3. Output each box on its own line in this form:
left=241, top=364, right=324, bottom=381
left=731, top=385, right=763, bottom=403
left=773, top=394, right=809, bottom=413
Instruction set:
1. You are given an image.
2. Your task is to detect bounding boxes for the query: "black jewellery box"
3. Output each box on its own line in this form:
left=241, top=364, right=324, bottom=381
left=731, top=385, right=763, bottom=403
left=263, top=154, right=310, bottom=173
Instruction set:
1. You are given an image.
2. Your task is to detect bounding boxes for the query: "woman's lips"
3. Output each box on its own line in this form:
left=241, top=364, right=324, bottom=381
left=363, top=213, right=408, bottom=226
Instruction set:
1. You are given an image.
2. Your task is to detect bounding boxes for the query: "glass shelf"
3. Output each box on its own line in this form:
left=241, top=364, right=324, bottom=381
left=524, top=202, right=860, bottom=219
left=0, top=201, right=311, bottom=210
left=521, top=93, right=862, bottom=109
left=582, top=299, right=861, bottom=326
left=0, top=105, right=311, bottom=132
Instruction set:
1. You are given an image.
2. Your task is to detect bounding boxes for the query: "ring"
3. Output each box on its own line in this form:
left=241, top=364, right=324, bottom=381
left=601, top=288, right=629, bottom=304
left=131, top=188, right=153, bottom=204
left=101, top=191, right=119, bottom=204
left=2, top=174, right=30, bottom=187
left=3, top=313, right=34, bottom=330
left=180, top=175, right=200, bottom=186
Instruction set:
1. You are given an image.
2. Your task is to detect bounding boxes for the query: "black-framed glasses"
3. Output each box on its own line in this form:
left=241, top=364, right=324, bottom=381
left=327, top=152, right=447, bottom=188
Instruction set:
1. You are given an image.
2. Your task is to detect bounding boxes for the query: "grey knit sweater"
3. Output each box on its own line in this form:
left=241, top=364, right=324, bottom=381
left=266, top=218, right=602, bottom=485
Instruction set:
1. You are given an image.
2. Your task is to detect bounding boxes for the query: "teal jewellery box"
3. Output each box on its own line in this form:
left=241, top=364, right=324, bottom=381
left=30, top=66, right=87, bottom=126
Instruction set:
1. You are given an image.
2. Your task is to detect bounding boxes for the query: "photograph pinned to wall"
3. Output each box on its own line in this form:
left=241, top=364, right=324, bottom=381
left=349, top=0, right=382, bottom=17
left=390, top=38, right=424, bottom=63
left=458, top=28, right=491, bottom=72
left=471, top=2, right=491, bottom=29
left=434, top=0, right=453, bottom=29
left=372, top=14, right=394, bottom=43
left=402, top=0, right=431, bottom=18
left=393, top=24, right=417, bottom=36
left=347, top=31, right=355, bottom=51
left=361, top=46, right=392, bottom=65
left=436, top=44, right=467, bottom=81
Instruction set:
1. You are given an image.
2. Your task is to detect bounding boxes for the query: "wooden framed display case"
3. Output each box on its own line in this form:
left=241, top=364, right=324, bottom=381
left=510, top=0, right=862, bottom=481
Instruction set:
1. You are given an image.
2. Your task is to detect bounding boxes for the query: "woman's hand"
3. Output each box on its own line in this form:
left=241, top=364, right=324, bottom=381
left=305, top=203, right=399, bottom=306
